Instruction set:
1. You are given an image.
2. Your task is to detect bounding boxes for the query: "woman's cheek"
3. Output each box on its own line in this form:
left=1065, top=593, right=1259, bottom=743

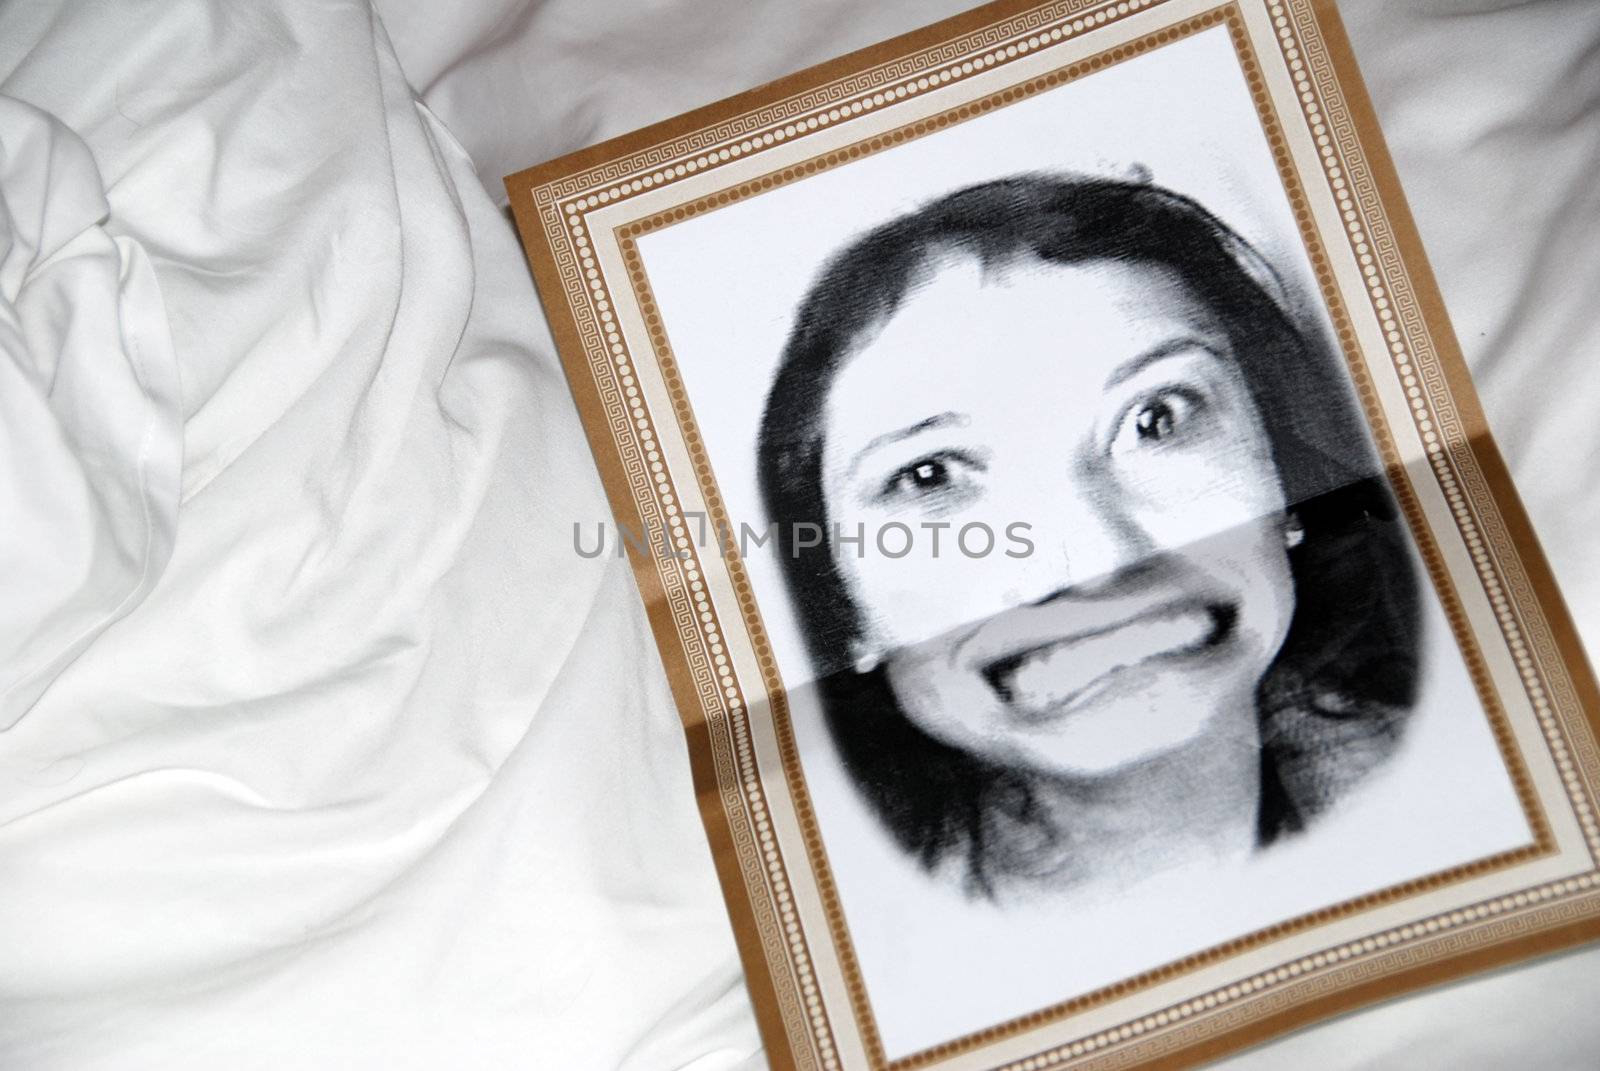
left=888, top=655, right=1003, bottom=756
left=842, top=530, right=1022, bottom=655
left=1125, top=449, right=1286, bottom=546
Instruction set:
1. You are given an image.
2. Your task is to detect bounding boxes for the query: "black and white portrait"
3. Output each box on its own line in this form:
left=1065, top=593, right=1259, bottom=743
left=758, top=170, right=1412, bottom=895
left=635, top=26, right=1530, bottom=1059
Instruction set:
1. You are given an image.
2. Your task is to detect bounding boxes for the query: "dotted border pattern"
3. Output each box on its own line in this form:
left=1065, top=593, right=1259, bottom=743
left=523, top=0, right=1600, bottom=1068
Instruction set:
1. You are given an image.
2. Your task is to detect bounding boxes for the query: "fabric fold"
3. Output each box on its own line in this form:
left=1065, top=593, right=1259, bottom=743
left=0, top=95, right=181, bottom=726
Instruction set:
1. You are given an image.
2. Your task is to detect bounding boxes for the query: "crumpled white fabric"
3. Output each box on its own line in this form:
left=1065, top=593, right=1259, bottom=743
left=1, top=1, right=1597, bottom=1069
left=0, top=2, right=754, bottom=1069
left=0, top=96, right=180, bottom=727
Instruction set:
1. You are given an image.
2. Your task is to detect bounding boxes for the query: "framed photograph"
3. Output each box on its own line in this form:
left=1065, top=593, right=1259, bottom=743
left=506, top=1, right=1600, bottom=1067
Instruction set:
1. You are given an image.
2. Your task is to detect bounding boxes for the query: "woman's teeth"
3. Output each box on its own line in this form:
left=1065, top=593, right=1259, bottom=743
left=994, top=605, right=1221, bottom=718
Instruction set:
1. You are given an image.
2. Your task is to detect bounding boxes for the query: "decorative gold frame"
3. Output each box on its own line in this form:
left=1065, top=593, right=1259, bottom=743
left=507, top=2, right=1600, bottom=1068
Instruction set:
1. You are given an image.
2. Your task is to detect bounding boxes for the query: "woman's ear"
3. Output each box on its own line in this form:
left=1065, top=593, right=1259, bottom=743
left=1282, top=511, right=1305, bottom=550
left=850, top=638, right=883, bottom=676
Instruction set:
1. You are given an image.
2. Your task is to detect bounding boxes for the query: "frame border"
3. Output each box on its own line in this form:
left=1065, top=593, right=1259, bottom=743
left=506, top=1, right=1600, bottom=1068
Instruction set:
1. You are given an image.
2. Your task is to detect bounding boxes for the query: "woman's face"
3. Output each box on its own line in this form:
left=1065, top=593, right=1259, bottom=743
left=819, top=254, right=1296, bottom=779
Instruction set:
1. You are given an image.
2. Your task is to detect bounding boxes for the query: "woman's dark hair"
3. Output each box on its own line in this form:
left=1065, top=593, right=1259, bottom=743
left=757, top=173, right=1420, bottom=897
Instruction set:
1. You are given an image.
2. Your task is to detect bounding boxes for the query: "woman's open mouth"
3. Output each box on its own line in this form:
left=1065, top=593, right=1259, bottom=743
left=980, top=602, right=1237, bottom=725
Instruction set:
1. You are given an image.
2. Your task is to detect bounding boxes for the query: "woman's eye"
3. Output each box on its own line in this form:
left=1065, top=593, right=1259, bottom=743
left=1113, top=389, right=1205, bottom=453
left=879, top=452, right=980, bottom=507
left=902, top=459, right=950, bottom=490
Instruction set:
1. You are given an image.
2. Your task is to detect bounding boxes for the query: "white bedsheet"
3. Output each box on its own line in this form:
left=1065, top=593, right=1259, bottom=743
left=0, top=3, right=749, bottom=1068
left=0, top=1, right=1596, bottom=1068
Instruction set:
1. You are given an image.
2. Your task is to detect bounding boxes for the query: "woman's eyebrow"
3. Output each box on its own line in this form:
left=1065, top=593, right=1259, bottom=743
left=1104, top=337, right=1224, bottom=389
left=846, top=411, right=969, bottom=479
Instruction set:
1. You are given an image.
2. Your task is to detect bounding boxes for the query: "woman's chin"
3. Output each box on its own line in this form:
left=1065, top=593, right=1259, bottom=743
left=1014, top=719, right=1210, bottom=778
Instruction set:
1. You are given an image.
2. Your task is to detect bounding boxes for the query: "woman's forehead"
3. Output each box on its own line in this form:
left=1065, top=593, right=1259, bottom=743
left=825, top=254, right=1229, bottom=415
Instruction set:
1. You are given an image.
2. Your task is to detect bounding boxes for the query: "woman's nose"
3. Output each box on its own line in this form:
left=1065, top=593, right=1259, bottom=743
left=1024, top=469, right=1155, bottom=597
